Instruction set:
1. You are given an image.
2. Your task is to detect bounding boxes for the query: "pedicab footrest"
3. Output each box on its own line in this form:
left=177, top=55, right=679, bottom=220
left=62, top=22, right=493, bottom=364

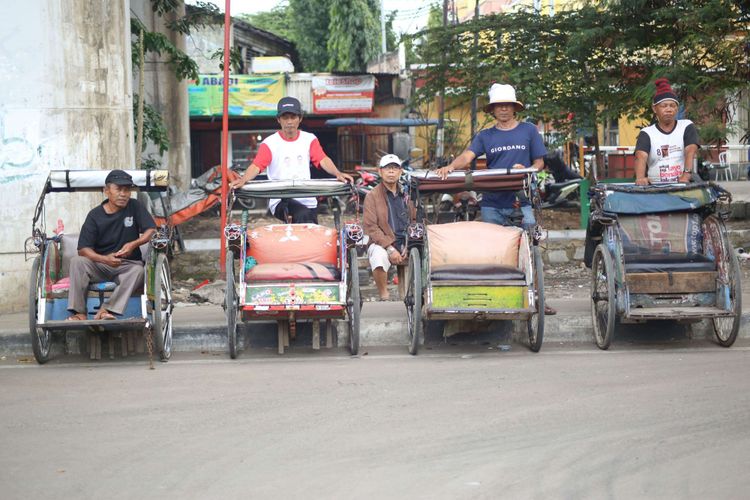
left=431, top=265, right=525, bottom=282
left=246, top=262, right=340, bottom=282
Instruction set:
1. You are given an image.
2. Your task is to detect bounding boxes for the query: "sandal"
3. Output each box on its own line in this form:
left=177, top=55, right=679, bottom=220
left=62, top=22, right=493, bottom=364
left=544, top=305, right=557, bottom=316
left=94, top=310, right=116, bottom=320
left=66, top=313, right=87, bottom=321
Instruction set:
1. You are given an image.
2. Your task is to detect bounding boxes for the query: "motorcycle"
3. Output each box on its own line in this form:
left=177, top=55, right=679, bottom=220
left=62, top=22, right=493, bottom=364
left=539, top=152, right=582, bottom=208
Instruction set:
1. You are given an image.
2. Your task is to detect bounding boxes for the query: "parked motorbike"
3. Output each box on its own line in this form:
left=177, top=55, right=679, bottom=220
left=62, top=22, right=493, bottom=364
left=539, top=152, right=582, bottom=208
left=437, top=190, right=480, bottom=222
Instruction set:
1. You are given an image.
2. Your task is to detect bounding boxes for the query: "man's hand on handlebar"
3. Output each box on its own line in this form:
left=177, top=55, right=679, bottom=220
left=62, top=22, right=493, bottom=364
left=435, top=166, right=454, bottom=180
left=336, top=172, right=354, bottom=184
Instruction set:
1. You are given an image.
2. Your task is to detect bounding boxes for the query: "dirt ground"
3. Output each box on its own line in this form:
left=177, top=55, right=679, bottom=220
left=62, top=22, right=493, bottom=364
left=172, top=206, right=749, bottom=304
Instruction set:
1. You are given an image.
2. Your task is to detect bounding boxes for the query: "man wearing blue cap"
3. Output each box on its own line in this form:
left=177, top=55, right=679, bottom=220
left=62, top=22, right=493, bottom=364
left=230, top=96, right=353, bottom=223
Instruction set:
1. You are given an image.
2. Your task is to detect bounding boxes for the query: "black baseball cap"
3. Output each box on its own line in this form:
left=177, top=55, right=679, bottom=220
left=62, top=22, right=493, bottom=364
left=105, top=169, right=134, bottom=187
left=277, top=96, right=303, bottom=117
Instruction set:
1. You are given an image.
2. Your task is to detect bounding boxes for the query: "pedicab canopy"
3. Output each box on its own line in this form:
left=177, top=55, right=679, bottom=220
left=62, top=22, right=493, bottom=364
left=408, top=168, right=537, bottom=194
left=232, top=179, right=353, bottom=200
left=592, top=182, right=728, bottom=215
left=45, top=169, right=169, bottom=192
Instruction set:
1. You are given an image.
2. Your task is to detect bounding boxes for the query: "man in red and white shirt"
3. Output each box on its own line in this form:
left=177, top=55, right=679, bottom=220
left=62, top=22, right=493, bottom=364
left=230, top=96, right=353, bottom=222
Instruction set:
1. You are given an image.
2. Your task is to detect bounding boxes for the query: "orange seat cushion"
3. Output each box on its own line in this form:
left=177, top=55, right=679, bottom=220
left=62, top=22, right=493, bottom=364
left=248, top=224, right=338, bottom=265
left=245, top=262, right=340, bottom=282
left=427, top=221, right=521, bottom=270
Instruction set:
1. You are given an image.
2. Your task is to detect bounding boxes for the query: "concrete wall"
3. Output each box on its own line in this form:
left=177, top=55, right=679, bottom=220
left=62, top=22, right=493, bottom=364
left=131, top=0, right=191, bottom=190
left=0, top=0, right=134, bottom=313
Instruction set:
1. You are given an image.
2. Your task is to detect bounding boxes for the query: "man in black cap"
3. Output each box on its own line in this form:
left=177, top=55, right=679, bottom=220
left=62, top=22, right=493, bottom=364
left=229, top=96, right=353, bottom=223
left=634, top=78, right=699, bottom=185
left=67, top=170, right=156, bottom=321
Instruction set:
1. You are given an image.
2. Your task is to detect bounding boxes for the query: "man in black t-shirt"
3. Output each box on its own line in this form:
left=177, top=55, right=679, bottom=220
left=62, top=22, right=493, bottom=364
left=67, top=170, right=156, bottom=321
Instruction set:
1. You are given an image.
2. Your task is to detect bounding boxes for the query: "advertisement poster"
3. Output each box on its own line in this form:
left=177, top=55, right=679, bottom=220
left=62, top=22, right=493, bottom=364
left=311, top=75, right=375, bottom=114
left=188, top=74, right=285, bottom=116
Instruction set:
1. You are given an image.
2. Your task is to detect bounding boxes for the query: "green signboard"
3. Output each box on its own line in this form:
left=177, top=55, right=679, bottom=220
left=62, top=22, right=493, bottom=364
left=188, top=74, right=286, bottom=116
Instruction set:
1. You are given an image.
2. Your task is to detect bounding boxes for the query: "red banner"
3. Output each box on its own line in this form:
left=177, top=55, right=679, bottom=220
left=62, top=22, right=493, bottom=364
left=312, top=75, right=375, bottom=114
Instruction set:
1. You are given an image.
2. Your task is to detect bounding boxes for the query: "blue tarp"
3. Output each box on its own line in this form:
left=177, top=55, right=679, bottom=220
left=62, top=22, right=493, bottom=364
left=602, top=186, right=721, bottom=214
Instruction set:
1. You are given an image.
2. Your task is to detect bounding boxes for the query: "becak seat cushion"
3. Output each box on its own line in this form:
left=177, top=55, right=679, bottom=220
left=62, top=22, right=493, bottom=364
left=248, top=224, right=338, bottom=265
left=245, top=262, right=340, bottom=282
left=431, top=264, right=525, bottom=281
left=427, top=221, right=522, bottom=271
left=623, top=253, right=716, bottom=273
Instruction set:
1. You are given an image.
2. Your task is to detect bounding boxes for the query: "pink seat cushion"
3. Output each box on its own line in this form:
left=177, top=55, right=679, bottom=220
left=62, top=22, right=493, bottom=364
left=245, top=262, right=340, bottom=282
left=427, top=221, right=521, bottom=270
left=248, top=224, right=338, bottom=265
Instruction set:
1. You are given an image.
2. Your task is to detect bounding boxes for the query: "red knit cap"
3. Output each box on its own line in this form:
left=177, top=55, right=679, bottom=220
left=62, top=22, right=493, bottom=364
left=653, top=78, right=678, bottom=105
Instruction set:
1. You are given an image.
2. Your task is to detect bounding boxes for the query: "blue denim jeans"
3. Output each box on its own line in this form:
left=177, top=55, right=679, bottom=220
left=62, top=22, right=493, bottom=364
left=480, top=205, right=536, bottom=229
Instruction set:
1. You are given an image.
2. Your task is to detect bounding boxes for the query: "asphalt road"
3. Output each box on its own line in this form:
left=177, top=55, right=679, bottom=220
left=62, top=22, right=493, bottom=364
left=2, top=344, right=750, bottom=499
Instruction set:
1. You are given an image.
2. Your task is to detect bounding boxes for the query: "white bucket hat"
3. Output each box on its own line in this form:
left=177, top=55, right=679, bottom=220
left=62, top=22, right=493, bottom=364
left=483, top=83, right=525, bottom=113
left=379, top=154, right=403, bottom=168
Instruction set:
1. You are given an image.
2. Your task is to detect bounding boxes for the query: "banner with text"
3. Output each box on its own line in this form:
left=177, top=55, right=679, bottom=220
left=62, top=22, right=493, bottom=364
left=188, top=74, right=285, bottom=116
left=312, top=75, right=375, bottom=114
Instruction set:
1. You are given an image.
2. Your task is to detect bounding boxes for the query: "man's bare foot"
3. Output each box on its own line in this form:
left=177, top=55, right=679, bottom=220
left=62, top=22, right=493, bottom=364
left=66, top=313, right=87, bottom=321
left=94, top=310, right=116, bottom=320
left=379, top=294, right=390, bottom=301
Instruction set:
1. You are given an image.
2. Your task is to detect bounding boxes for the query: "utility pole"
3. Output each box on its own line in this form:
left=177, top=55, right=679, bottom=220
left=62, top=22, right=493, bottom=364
left=470, top=0, right=479, bottom=169
left=436, top=0, right=448, bottom=163
left=380, top=0, right=387, bottom=54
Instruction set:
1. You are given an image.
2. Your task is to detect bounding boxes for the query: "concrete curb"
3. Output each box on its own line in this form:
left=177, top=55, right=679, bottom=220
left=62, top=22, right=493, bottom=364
left=2, top=301, right=748, bottom=357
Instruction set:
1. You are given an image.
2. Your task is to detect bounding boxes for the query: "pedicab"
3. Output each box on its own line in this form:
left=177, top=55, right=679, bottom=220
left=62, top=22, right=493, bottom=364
left=585, top=182, right=742, bottom=349
left=224, top=179, right=362, bottom=358
left=403, top=168, right=546, bottom=354
left=26, top=169, right=174, bottom=363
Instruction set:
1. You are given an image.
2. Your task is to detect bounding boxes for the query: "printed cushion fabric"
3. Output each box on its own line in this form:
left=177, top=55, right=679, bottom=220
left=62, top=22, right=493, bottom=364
left=617, top=213, right=703, bottom=258
left=245, top=262, right=340, bottom=282
left=248, top=224, right=338, bottom=265
left=427, top=221, right=521, bottom=270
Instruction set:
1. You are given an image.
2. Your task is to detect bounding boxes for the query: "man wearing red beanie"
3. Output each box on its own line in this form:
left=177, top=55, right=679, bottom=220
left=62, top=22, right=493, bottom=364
left=634, top=78, right=700, bottom=185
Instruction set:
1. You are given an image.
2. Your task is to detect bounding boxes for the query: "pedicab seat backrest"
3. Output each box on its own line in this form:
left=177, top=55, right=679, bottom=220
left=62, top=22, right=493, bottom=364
left=427, top=221, right=525, bottom=281
left=617, top=213, right=716, bottom=273
left=246, top=224, right=340, bottom=282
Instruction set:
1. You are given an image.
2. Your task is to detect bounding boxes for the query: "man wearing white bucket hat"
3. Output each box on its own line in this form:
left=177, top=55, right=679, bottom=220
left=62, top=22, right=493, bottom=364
left=436, top=83, right=546, bottom=228
left=437, top=84, right=555, bottom=314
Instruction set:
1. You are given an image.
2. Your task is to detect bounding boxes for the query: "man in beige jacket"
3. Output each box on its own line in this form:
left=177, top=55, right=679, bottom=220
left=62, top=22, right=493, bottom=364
left=363, top=154, right=415, bottom=300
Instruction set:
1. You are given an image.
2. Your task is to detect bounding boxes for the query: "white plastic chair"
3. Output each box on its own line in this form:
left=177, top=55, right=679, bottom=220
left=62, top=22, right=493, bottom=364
left=711, top=151, right=732, bottom=181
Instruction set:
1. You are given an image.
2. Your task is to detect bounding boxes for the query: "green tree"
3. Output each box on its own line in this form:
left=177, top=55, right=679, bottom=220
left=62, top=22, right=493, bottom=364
left=413, top=0, right=749, bottom=158
left=327, top=0, right=382, bottom=71
left=290, top=0, right=333, bottom=71
left=240, top=3, right=295, bottom=45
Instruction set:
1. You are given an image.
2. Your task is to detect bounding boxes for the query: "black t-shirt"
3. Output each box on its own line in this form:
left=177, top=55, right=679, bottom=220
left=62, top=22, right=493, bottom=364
left=78, top=199, right=156, bottom=261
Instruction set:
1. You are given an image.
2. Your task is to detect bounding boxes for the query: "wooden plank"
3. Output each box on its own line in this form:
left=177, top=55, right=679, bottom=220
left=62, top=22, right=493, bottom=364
left=121, top=334, right=128, bottom=357
left=277, top=321, right=285, bottom=354
left=312, top=320, right=320, bottom=350
left=626, top=271, right=716, bottom=294
left=627, top=306, right=729, bottom=319
left=325, top=319, right=332, bottom=348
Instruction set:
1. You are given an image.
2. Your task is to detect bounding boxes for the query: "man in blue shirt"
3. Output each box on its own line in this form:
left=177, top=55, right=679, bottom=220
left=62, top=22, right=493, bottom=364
left=436, top=83, right=546, bottom=228
left=437, top=84, right=555, bottom=314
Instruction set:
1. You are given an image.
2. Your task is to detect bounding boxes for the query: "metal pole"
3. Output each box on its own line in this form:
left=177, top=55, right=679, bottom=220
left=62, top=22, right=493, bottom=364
left=469, top=0, right=478, bottom=169
left=436, top=0, right=448, bottom=163
left=220, top=0, right=231, bottom=274
left=380, top=0, right=387, bottom=54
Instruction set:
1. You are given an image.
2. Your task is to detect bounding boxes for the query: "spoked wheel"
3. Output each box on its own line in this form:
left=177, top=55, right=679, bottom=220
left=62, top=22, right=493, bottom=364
left=591, top=244, right=616, bottom=350
left=226, top=250, right=239, bottom=359
left=527, top=246, right=545, bottom=352
left=152, top=253, right=173, bottom=361
left=29, top=256, right=51, bottom=364
left=712, top=241, right=742, bottom=347
left=405, top=247, right=423, bottom=355
left=346, top=247, right=361, bottom=355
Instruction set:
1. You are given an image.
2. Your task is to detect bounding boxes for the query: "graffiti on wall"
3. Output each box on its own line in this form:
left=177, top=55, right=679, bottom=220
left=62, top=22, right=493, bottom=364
left=0, top=114, right=37, bottom=184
